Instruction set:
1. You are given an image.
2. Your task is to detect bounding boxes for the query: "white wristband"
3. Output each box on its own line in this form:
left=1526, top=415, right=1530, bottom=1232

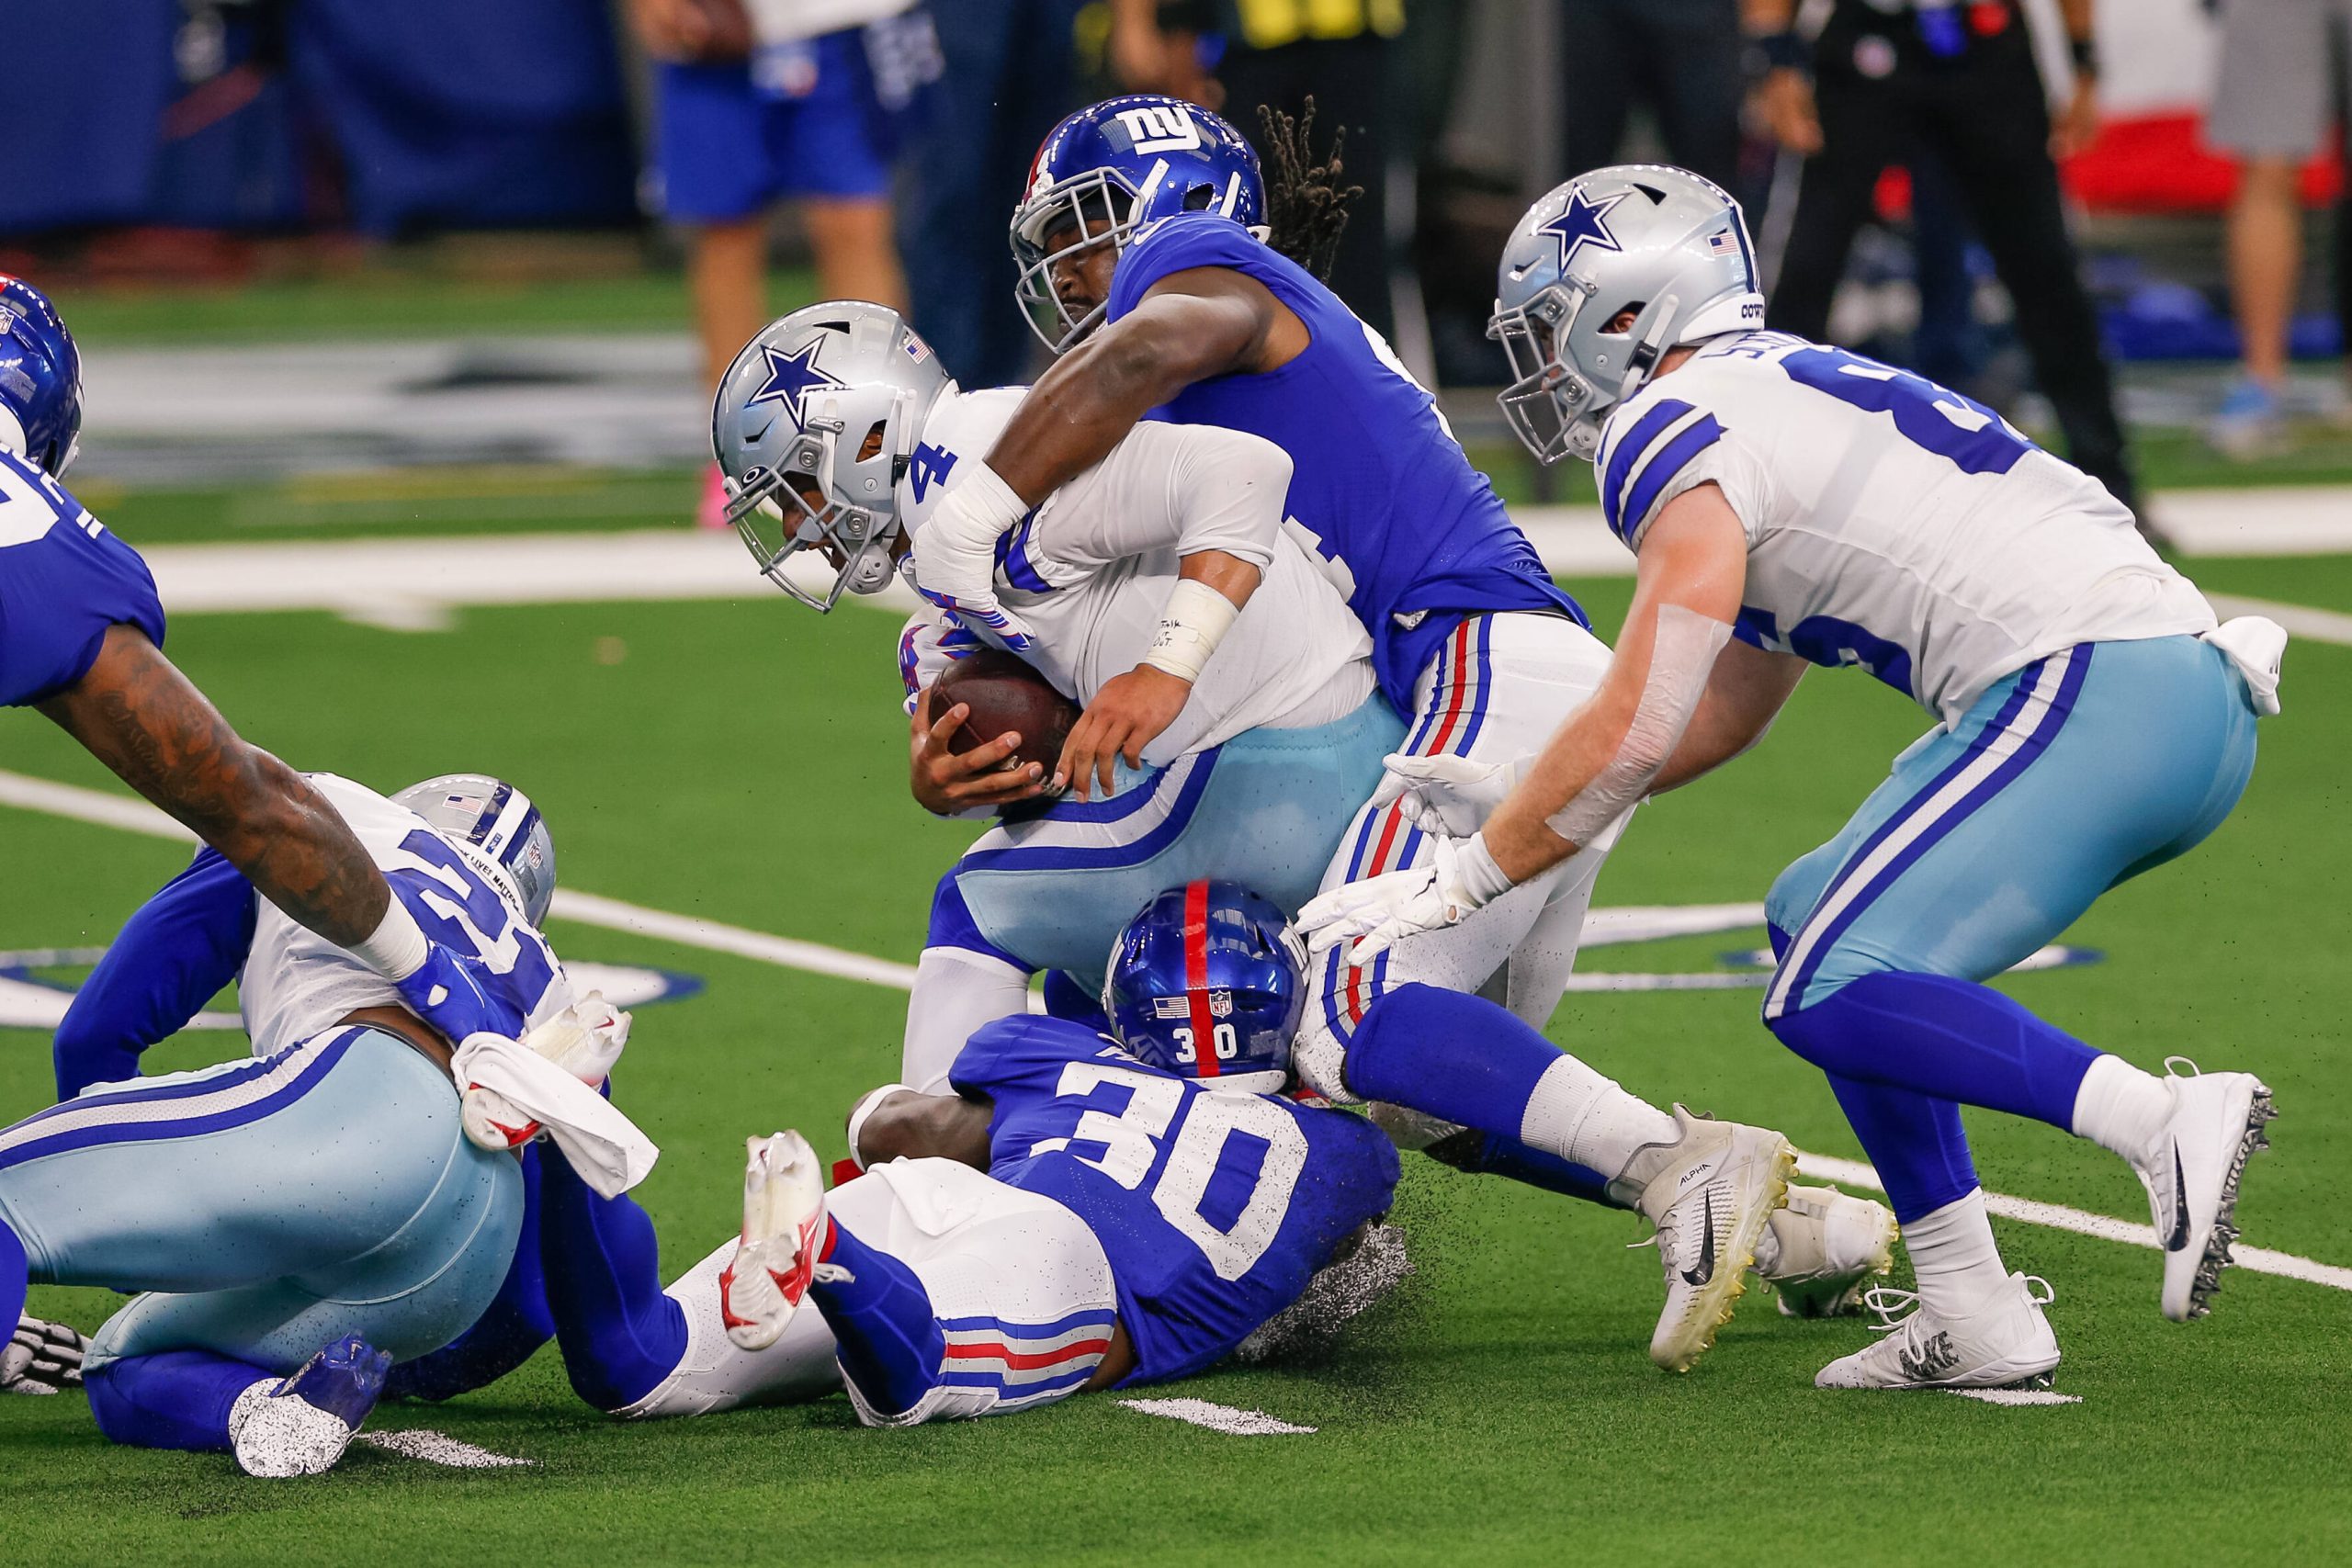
left=350, top=895, right=429, bottom=981
left=945, top=459, right=1029, bottom=535
left=1139, top=578, right=1241, bottom=682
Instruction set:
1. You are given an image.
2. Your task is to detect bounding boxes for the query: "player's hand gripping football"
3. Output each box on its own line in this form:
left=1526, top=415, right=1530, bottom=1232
left=1057, top=666, right=1191, bottom=800
left=909, top=471, right=1037, bottom=650
left=1370, top=751, right=1532, bottom=838
left=1295, top=832, right=1519, bottom=969
left=908, top=685, right=1051, bottom=814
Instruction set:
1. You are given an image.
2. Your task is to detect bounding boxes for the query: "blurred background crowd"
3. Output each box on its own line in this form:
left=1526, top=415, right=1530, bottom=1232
left=11, top=0, right=2352, bottom=527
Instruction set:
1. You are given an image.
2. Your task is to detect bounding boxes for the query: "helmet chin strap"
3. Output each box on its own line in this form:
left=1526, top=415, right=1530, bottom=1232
left=0, top=406, right=26, bottom=463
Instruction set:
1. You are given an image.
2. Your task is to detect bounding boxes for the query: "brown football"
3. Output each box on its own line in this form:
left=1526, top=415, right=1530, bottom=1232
left=933, top=649, right=1079, bottom=777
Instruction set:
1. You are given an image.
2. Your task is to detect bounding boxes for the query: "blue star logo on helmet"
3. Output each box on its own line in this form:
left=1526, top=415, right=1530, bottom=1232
left=747, top=336, right=845, bottom=432
left=1539, top=186, right=1629, bottom=273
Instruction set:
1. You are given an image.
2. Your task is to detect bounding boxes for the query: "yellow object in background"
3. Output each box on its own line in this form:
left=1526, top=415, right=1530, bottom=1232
left=1233, top=0, right=1404, bottom=51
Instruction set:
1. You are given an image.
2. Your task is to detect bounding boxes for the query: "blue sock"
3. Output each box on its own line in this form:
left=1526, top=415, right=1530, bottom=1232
left=0, top=1218, right=24, bottom=1332
left=386, top=1146, right=555, bottom=1403
left=535, top=1146, right=687, bottom=1413
left=1770, top=970, right=2099, bottom=1130
left=1346, top=985, right=1560, bottom=1135
left=85, top=1350, right=269, bottom=1452
left=1347, top=984, right=1652, bottom=1208
left=1430, top=1131, right=1619, bottom=1208
left=1824, top=1074, right=1980, bottom=1224
left=809, top=1219, right=945, bottom=1419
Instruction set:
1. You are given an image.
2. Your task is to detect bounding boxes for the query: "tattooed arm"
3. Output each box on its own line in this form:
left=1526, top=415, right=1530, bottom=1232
left=34, top=624, right=393, bottom=946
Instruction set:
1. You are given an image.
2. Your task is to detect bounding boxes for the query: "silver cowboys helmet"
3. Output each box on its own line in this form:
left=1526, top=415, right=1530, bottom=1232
left=1489, top=164, right=1765, bottom=464
left=712, top=301, right=953, bottom=611
left=392, top=773, right=557, bottom=928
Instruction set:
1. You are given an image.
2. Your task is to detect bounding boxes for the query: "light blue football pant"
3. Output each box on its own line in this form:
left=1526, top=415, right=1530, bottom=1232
left=955, top=693, right=1408, bottom=977
left=1762, top=635, right=2260, bottom=1020
left=0, top=1026, right=524, bottom=1374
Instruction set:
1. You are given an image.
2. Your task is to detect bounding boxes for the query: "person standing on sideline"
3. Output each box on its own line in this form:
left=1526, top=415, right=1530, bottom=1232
left=628, top=0, right=934, bottom=525
left=897, top=0, right=1086, bottom=391
left=1747, top=0, right=2143, bottom=521
left=2202, top=0, right=2352, bottom=457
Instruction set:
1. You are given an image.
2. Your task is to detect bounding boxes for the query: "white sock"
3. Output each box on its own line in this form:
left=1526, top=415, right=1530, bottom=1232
left=2069, top=1054, right=2176, bottom=1165
left=1902, top=1190, right=2010, bottom=1318
left=1520, top=1056, right=1679, bottom=1181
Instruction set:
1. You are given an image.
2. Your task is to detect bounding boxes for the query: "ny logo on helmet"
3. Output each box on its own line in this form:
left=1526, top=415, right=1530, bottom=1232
left=1115, top=104, right=1201, bottom=154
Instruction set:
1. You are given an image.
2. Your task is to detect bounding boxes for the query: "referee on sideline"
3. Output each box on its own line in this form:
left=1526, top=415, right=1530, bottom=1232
left=1745, top=0, right=2143, bottom=521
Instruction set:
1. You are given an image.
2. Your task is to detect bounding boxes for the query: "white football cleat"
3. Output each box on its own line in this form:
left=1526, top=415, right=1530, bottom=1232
left=718, top=1131, right=842, bottom=1351
left=1624, top=1106, right=1796, bottom=1372
left=2132, top=1058, right=2277, bottom=1322
left=460, top=992, right=635, bottom=1150
left=1815, top=1273, right=2061, bottom=1392
left=1754, top=1184, right=1898, bottom=1318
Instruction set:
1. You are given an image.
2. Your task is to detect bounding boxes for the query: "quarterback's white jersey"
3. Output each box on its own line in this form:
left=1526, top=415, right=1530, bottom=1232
left=238, top=773, right=572, bottom=1058
left=899, top=387, right=1375, bottom=761
left=1596, top=333, right=2216, bottom=724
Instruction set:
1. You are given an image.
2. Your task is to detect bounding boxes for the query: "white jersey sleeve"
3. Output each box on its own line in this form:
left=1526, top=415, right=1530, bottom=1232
left=1036, top=420, right=1289, bottom=571
left=900, top=388, right=1374, bottom=761
left=237, top=774, right=573, bottom=1058
left=1594, top=332, right=2215, bottom=723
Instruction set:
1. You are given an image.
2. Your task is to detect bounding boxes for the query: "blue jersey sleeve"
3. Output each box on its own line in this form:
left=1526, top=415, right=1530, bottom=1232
left=53, top=847, right=257, bottom=1098
left=1107, top=214, right=1287, bottom=325
left=0, top=456, right=166, bottom=708
left=949, top=1014, right=1122, bottom=1107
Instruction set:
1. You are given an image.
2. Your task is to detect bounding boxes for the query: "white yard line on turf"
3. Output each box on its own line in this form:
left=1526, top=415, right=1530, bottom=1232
left=355, top=1430, right=536, bottom=1468
left=6, top=766, right=2347, bottom=1297
left=1118, top=1398, right=1316, bottom=1435
left=120, top=509, right=2352, bottom=639
left=1944, top=1389, right=2083, bottom=1407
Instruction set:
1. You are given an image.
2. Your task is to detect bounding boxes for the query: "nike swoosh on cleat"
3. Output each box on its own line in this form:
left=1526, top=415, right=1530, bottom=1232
left=2165, top=1145, right=2190, bottom=1251
left=1680, top=1190, right=1717, bottom=1286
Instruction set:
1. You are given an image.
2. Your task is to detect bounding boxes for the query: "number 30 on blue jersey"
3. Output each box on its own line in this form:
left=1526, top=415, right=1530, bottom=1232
left=1031, top=1061, right=1306, bottom=1280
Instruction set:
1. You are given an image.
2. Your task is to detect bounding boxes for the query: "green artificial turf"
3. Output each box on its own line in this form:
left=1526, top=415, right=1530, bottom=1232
left=0, top=572, right=2346, bottom=1565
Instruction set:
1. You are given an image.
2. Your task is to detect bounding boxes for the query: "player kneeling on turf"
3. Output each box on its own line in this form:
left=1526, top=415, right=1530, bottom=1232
left=2, top=773, right=654, bottom=1476
left=721, top=881, right=1403, bottom=1425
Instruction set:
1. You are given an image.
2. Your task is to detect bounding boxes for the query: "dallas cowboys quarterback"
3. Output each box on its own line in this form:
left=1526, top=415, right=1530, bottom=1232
left=7, top=773, right=650, bottom=1474
left=1305, top=163, right=2284, bottom=1391
left=0, top=276, right=537, bottom=1129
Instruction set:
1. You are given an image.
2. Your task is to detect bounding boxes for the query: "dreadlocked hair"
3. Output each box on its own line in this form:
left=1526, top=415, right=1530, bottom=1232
left=1255, top=99, right=1362, bottom=284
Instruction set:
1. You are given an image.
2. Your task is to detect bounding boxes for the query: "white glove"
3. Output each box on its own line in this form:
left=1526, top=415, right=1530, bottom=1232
left=908, top=460, right=1036, bottom=650
left=1370, top=750, right=1532, bottom=838
left=4, top=1314, right=85, bottom=1394
left=1295, top=831, right=1518, bottom=969
left=462, top=992, right=633, bottom=1151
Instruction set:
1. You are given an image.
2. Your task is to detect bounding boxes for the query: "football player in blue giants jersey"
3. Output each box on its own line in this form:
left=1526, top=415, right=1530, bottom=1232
left=904, top=100, right=1823, bottom=1371
left=0, top=276, right=533, bottom=1179
left=721, top=881, right=1401, bottom=1421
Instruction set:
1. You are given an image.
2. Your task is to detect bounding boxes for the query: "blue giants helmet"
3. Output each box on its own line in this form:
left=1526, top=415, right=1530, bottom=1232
left=1103, top=880, right=1305, bottom=1094
left=1011, top=96, right=1267, bottom=353
left=0, top=276, right=84, bottom=477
